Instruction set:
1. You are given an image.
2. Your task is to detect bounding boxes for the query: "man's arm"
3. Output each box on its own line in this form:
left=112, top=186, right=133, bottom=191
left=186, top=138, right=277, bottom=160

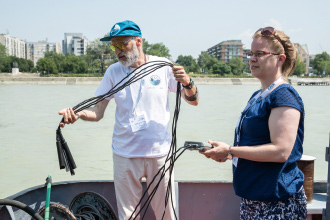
left=58, top=99, right=110, bottom=128
left=180, top=85, right=199, bottom=106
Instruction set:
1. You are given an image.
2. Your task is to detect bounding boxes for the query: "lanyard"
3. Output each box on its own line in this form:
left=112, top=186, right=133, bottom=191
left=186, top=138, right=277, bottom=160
left=235, top=77, right=284, bottom=145
left=127, top=67, right=145, bottom=116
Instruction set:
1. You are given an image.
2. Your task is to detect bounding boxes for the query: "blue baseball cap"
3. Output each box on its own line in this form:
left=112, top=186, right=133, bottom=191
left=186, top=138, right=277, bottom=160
left=100, top=20, right=142, bottom=41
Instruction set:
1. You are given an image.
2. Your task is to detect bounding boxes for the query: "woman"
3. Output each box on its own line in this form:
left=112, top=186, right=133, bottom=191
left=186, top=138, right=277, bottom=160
left=202, top=27, right=307, bottom=219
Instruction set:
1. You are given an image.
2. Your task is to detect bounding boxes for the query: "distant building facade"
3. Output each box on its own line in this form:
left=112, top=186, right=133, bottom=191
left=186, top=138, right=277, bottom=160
left=0, top=34, right=26, bottom=59
left=243, top=48, right=250, bottom=64
left=207, top=40, right=243, bottom=64
left=26, top=41, right=61, bottom=66
left=62, top=33, right=88, bottom=56
left=294, top=43, right=309, bottom=74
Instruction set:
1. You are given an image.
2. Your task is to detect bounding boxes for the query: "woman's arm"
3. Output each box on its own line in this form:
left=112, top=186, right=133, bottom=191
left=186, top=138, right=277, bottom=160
left=203, top=106, right=301, bottom=163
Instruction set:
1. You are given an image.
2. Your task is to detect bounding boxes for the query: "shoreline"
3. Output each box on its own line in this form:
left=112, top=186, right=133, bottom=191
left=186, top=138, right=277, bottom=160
left=0, top=74, right=329, bottom=85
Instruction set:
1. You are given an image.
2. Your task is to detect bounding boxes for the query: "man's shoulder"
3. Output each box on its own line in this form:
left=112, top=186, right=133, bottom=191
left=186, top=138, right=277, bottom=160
left=105, top=62, right=124, bottom=75
left=108, top=62, right=123, bottom=70
left=148, top=55, right=171, bottom=63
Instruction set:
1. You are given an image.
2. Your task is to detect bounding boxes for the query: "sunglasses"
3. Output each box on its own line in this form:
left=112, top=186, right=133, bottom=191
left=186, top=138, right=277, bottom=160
left=246, top=50, right=280, bottom=59
left=256, top=27, right=285, bottom=49
left=110, top=37, right=135, bottom=51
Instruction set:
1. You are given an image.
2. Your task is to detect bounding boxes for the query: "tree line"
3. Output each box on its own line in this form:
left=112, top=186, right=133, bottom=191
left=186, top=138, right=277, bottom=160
left=0, top=40, right=329, bottom=76
left=0, top=43, right=34, bottom=73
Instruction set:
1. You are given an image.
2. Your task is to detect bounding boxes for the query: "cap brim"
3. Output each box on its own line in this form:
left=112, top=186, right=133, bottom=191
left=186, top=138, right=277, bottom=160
left=100, top=36, right=111, bottom=41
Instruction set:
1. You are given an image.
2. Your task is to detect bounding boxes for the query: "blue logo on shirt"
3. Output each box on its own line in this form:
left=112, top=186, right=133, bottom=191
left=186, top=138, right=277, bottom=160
left=150, top=75, right=161, bottom=86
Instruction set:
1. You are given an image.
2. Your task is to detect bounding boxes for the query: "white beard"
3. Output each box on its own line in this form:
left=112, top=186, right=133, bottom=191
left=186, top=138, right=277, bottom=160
left=118, top=42, right=139, bottom=67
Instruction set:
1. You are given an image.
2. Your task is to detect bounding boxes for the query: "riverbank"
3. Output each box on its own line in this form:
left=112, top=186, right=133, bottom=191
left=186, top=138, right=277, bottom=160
left=0, top=73, right=329, bottom=85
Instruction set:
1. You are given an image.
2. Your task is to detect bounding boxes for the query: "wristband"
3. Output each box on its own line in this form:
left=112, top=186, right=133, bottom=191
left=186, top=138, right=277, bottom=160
left=182, top=78, right=194, bottom=89
left=184, top=87, right=198, bottom=101
left=228, top=146, right=233, bottom=160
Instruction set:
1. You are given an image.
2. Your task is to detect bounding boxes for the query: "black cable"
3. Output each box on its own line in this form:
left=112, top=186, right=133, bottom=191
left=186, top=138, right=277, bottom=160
left=130, top=82, right=183, bottom=220
left=130, top=147, right=187, bottom=219
left=56, top=61, right=173, bottom=175
left=56, top=60, right=187, bottom=220
left=73, top=204, right=105, bottom=220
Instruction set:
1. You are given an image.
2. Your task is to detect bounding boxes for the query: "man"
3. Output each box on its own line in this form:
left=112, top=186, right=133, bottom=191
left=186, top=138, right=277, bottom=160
left=59, top=20, right=199, bottom=220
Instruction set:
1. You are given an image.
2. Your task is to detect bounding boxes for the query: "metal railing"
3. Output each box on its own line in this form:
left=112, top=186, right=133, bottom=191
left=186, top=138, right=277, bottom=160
left=323, top=134, right=330, bottom=220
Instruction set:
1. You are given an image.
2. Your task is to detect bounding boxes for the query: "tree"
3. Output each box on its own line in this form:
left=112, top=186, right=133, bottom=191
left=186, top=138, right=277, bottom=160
left=197, top=52, right=219, bottom=73
left=243, top=63, right=251, bottom=73
left=292, top=58, right=306, bottom=76
left=0, top=43, right=6, bottom=60
left=0, top=55, right=34, bottom=73
left=142, top=38, right=151, bottom=54
left=83, top=54, right=99, bottom=74
left=143, top=39, right=171, bottom=59
left=313, top=52, right=330, bottom=74
left=0, top=44, right=8, bottom=72
left=37, top=58, right=58, bottom=75
left=61, top=54, right=88, bottom=73
left=44, top=51, right=65, bottom=73
left=229, top=57, right=244, bottom=75
left=27, top=60, right=34, bottom=72
left=212, top=62, right=231, bottom=75
left=319, top=60, right=330, bottom=74
left=197, top=51, right=211, bottom=73
left=176, top=55, right=200, bottom=73
left=0, top=57, right=11, bottom=72
left=86, top=38, right=116, bottom=73
left=77, top=60, right=88, bottom=73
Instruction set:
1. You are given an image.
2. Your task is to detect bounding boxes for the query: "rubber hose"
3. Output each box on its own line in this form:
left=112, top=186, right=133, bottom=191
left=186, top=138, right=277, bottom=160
left=0, top=199, right=44, bottom=220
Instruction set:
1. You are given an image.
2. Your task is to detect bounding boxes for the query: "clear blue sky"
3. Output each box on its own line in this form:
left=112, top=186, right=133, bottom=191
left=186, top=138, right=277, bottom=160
left=1, top=0, right=329, bottom=60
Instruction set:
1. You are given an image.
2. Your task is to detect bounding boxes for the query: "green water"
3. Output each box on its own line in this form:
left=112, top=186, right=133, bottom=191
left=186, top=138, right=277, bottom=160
left=0, top=84, right=329, bottom=199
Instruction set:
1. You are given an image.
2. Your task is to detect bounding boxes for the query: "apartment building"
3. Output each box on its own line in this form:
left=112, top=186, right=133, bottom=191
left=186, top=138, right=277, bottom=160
left=62, top=33, right=88, bottom=56
left=207, top=40, right=244, bottom=64
left=294, top=43, right=309, bottom=74
left=26, top=41, right=61, bottom=66
left=0, top=34, right=26, bottom=59
left=243, top=48, right=250, bottom=64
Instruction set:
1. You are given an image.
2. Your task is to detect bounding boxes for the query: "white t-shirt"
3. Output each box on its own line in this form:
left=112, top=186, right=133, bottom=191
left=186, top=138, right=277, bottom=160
left=95, top=55, right=178, bottom=158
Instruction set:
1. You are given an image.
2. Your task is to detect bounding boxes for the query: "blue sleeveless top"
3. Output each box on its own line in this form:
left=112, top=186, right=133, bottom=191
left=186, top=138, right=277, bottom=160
left=232, top=84, right=305, bottom=201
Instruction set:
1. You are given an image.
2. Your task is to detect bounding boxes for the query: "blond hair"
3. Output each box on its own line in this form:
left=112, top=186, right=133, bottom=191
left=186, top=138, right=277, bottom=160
left=253, top=29, right=298, bottom=77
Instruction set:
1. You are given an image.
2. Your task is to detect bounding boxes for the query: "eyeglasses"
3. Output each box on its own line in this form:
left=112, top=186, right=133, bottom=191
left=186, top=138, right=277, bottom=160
left=256, top=26, right=285, bottom=49
left=246, top=50, right=280, bottom=59
left=110, top=37, right=135, bottom=51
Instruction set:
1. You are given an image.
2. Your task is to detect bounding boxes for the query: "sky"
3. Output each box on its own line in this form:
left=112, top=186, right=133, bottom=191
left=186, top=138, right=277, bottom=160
left=1, top=0, right=329, bottom=60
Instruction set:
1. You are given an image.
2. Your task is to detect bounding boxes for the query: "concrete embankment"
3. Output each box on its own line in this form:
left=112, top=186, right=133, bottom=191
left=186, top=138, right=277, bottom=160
left=0, top=74, right=260, bottom=85
left=0, top=74, right=329, bottom=85
left=0, top=76, right=103, bottom=85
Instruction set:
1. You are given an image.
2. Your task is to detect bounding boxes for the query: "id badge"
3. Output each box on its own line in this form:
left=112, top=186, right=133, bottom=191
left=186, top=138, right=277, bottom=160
left=232, top=157, right=238, bottom=167
left=129, top=114, right=147, bottom=132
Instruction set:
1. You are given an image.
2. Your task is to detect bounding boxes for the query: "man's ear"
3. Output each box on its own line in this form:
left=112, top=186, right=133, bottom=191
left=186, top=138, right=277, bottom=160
left=135, top=37, right=143, bottom=47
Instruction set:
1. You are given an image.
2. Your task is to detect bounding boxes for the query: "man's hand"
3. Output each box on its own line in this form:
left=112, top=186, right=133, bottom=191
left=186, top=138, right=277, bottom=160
left=172, top=66, right=190, bottom=86
left=58, top=107, right=79, bottom=128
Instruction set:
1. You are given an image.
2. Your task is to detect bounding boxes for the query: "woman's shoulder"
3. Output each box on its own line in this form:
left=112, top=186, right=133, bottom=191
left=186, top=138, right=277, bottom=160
left=272, top=83, right=300, bottom=98
left=269, top=83, right=304, bottom=111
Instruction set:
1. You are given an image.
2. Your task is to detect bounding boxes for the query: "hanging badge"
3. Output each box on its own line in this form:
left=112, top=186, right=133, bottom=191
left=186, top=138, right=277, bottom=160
left=232, top=157, right=238, bottom=167
left=129, top=114, right=147, bottom=132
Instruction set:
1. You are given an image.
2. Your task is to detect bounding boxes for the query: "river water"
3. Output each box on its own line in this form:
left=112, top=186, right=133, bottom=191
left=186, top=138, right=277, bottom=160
left=0, top=84, right=329, bottom=199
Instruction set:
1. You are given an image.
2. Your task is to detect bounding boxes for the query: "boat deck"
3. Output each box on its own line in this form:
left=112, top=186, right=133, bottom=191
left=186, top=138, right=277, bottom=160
left=0, top=180, right=326, bottom=219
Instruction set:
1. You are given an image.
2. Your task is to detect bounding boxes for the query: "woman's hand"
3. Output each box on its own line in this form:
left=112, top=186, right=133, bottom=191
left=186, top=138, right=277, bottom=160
left=201, top=140, right=230, bottom=163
